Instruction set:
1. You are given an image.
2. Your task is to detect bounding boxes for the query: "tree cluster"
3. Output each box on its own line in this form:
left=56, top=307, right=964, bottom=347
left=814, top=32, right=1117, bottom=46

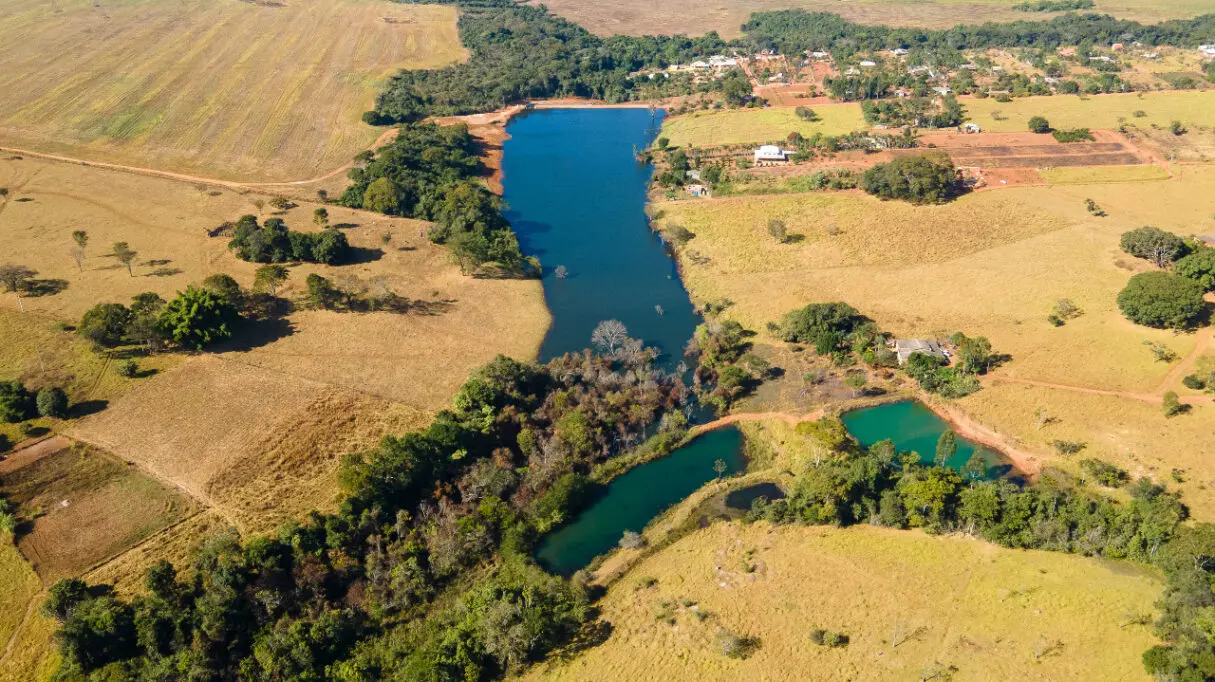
left=1117, top=271, right=1207, bottom=330
left=227, top=215, right=350, bottom=265
left=861, top=95, right=965, bottom=128
left=860, top=153, right=963, bottom=204
left=79, top=285, right=241, bottom=352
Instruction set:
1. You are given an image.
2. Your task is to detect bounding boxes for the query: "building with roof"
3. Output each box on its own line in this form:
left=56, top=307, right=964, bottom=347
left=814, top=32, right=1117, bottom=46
left=753, top=145, right=789, bottom=165
left=894, top=339, right=948, bottom=366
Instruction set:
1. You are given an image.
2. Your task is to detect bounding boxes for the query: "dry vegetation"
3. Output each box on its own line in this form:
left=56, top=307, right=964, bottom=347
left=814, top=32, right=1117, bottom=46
left=662, top=105, right=865, bottom=148
left=522, top=522, right=1161, bottom=682
left=535, top=0, right=1215, bottom=37
left=966, top=91, right=1215, bottom=134
left=0, top=0, right=463, bottom=181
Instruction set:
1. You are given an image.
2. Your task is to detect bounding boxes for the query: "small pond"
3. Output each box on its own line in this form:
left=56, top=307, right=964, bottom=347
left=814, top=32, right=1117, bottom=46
left=840, top=400, right=1015, bottom=478
left=725, top=482, right=786, bottom=511
left=535, top=427, right=745, bottom=577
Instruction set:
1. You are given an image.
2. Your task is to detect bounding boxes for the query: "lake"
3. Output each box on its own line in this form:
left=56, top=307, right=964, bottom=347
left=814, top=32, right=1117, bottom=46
left=502, top=107, right=701, bottom=367
left=840, top=400, right=1014, bottom=477
left=534, top=427, right=745, bottom=576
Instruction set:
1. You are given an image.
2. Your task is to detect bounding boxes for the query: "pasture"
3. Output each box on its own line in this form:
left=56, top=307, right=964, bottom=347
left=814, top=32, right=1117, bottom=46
left=536, top=0, right=1215, bottom=37
left=0, top=0, right=463, bottom=181
left=521, top=522, right=1161, bottom=681
left=661, top=105, right=866, bottom=148
left=964, top=91, right=1215, bottom=134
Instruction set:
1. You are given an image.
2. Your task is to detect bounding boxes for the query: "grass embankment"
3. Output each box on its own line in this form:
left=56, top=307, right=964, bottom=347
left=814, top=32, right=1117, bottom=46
left=522, top=522, right=1161, bottom=682
left=662, top=105, right=867, bottom=148
left=0, top=0, right=464, bottom=181
left=965, top=91, right=1215, bottom=134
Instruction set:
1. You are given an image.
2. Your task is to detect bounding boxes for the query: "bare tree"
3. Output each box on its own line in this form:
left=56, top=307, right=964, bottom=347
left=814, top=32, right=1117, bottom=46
left=591, top=319, right=629, bottom=354
left=70, top=230, right=89, bottom=272
left=70, top=246, right=86, bottom=273
left=0, top=264, right=36, bottom=312
left=112, top=242, right=137, bottom=276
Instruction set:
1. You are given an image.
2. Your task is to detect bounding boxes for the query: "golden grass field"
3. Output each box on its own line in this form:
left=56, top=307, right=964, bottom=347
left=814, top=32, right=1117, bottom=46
left=523, top=522, right=1161, bottom=682
left=0, top=0, right=463, bottom=181
left=1040, top=164, right=1171, bottom=184
left=965, top=91, right=1215, bottom=134
left=536, top=0, right=1215, bottom=37
left=662, top=105, right=866, bottom=148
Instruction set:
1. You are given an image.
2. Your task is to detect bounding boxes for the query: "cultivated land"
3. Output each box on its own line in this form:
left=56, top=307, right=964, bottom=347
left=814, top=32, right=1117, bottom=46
left=0, top=0, right=463, bottom=181
left=535, top=0, right=1215, bottom=37
left=521, top=522, right=1161, bottom=681
left=661, top=105, right=865, bottom=148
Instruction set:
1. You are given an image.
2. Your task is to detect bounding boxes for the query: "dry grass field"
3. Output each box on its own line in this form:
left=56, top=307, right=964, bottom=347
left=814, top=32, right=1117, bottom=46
left=662, top=105, right=866, bottom=148
left=1040, top=164, right=1171, bottom=184
left=522, top=523, right=1161, bottom=681
left=535, top=0, right=1215, bottom=37
left=965, top=91, right=1215, bottom=134
left=0, top=443, right=197, bottom=581
left=0, top=0, right=463, bottom=181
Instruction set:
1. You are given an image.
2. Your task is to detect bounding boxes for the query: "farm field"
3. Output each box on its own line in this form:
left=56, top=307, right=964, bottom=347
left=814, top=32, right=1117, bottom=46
left=535, top=0, right=1215, bottom=37
left=662, top=105, right=865, bottom=148
left=521, top=522, right=1161, bottom=681
left=964, top=91, right=1215, bottom=134
left=0, top=0, right=463, bottom=181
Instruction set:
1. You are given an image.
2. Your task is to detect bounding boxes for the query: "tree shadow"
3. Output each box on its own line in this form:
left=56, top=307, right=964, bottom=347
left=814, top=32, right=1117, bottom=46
left=332, top=223, right=359, bottom=230
left=142, top=259, right=173, bottom=267
left=146, top=268, right=184, bottom=277
left=345, top=247, right=384, bottom=264
left=216, top=316, right=297, bottom=352
left=784, top=233, right=806, bottom=244
left=69, top=399, right=109, bottom=418
left=23, top=278, right=68, bottom=297
left=397, top=245, right=417, bottom=252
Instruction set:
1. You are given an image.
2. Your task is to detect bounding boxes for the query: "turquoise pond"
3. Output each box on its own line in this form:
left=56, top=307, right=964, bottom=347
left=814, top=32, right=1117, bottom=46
left=840, top=400, right=1016, bottom=478
left=534, top=427, right=745, bottom=577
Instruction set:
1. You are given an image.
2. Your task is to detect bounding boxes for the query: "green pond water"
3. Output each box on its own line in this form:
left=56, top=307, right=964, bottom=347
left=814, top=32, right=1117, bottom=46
left=841, top=400, right=1016, bottom=478
left=535, top=427, right=745, bottom=576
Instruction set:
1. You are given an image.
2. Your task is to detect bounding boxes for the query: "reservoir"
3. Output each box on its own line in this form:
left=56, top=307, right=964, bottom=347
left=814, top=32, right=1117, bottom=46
left=501, top=107, right=701, bottom=367
left=841, top=400, right=1014, bottom=478
left=535, top=427, right=745, bottom=576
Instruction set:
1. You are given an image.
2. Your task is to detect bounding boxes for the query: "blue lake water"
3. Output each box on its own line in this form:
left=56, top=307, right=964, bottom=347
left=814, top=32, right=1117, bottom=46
left=502, top=108, right=701, bottom=367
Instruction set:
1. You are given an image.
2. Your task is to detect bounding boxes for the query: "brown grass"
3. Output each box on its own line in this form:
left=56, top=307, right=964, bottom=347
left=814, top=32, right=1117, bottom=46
left=0, top=0, right=463, bottom=181
left=0, top=443, right=198, bottom=582
left=522, top=522, right=1161, bottom=682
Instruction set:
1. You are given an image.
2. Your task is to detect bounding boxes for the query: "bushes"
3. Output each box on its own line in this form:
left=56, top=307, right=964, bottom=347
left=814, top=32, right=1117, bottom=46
left=227, top=214, right=351, bottom=265
left=1051, top=128, right=1095, bottom=143
left=1027, top=115, right=1051, bottom=133
left=860, top=153, right=962, bottom=204
left=158, top=286, right=240, bottom=350
left=1080, top=458, right=1130, bottom=487
left=78, top=303, right=132, bottom=348
left=1116, top=272, right=1206, bottom=329
left=36, top=387, right=68, bottom=419
left=1174, top=248, right=1215, bottom=291
left=0, top=380, right=35, bottom=423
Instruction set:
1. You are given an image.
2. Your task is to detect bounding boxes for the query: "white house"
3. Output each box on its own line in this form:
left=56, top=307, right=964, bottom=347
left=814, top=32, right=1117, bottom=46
left=810, top=51, right=831, bottom=60
left=894, top=339, right=948, bottom=366
left=708, top=55, right=738, bottom=69
left=859, top=60, right=877, bottom=68
left=1201, top=44, right=1215, bottom=57
left=690, top=60, right=710, bottom=70
left=753, top=145, right=788, bottom=164
left=933, top=86, right=952, bottom=96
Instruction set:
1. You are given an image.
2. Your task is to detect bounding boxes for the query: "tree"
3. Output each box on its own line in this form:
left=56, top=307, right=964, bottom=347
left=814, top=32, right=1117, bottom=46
left=0, top=263, right=36, bottom=312
left=127, top=292, right=166, bottom=351
left=363, top=177, right=400, bottom=214
left=963, top=452, right=987, bottom=481
left=201, top=273, right=243, bottom=306
left=0, top=380, right=35, bottom=423
left=1117, top=272, right=1206, bottom=329
left=713, top=458, right=728, bottom=479
left=70, top=230, right=88, bottom=272
left=36, top=387, right=68, bottom=419
left=1120, top=227, right=1187, bottom=268
left=158, top=286, right=239, bottom=350
left=591, top=319, right=629, bottom=354
left=1174, top=249, right=1215, bottom=291
left=254, top=264, right=289, bottom=296
left=112, top=242, right=138, bottom=277
left=42, top=578, right=90, bottom=622
left=935, top=430, right=958, bottom=467
left=860, top=153, right=961, bottom=205
left=306, top=274, right=341, bottom=309
left=72, top=230, right=89, bottom=251
left=78, top=303, right=131, bottom=347
left=767, top=219, right=789, bottom=243
left=1163, top=391, right=1185, bottom=417
left=313, top=208, right=329, bottom=226
left=844, top=372, right=867, bottom=396
left=1027, top=115, right=1051, bottom=133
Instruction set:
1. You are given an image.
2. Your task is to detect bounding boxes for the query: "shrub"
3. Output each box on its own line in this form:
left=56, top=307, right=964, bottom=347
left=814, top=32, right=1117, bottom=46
left=1120, top=227, right=1188, bottom=267
left=1050, top=440, right=1087, bottom=456
left=1116, top=272, right=1206, bottom=329
left=716, top=629, right=760, bottom=659
left=78, top=303, right=131, bottom=348
left=860, top=153, right=961, bottom=204
left=1182, top=374, right=1206, bottom=390
left=1163, top=391, right=1185, bottom=417
left=36, top=387, right=68, bottom=419
left=1027, top=115, right=1051, bottom=133
left=1080, top=458, right=1130, bottom=487
left=158, top=286, right=239, bottom=350
left=767, top=219, right=789, bottom=243
left=809, top=628, right=850, bottom=647
left=1051, top=128, right=1095, bottom=143
left=0, top=380, right=35, bottom=423
left=116, top=360, right=139, bottom=378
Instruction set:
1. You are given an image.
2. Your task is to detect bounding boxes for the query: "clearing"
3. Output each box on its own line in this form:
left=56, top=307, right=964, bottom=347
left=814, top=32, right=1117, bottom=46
left=964, top=91, right=1215, bottom=134
left=0, top=0, right=463, bottom=181
left=662, top=105, right=865, bottom=148
left=535, top=0, right=1215, bottom=37
left=521, top=522, right=1161, bottom=681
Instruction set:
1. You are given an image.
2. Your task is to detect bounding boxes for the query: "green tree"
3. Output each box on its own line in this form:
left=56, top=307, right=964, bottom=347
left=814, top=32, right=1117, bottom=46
left=36, top=386, right=68, bottom=419
left=935, top=430, right=958, bottom=467
left=305, top=274, right=341, bottom=309
left=363, top=177, right=400, bottom=214
left=963, top=452, right=987, bottom=481
left=254, top=264, right=289, bottom=296
left=1163, top=391, right=1185, bottom=417
left=1174, top=249, right=1215, bottom=291
left=1116, top=272, right=1206, bottom=329
left=844, top=372, right=867, bottom=396
left=42, top=578, right=91, bottom=622
left=313, top=207, right=329, bottom=226
left=860, top=153, right=961, bottom=205
left=1027, top=115, right=1051, bottom=133
left=201, top=273, right=243, bottom=306
left=78, top=303, right=131, bottom=347
left=767, top=219, right=789, bottom=243
left=0, top=380, right=35, bottom=423
left=112, top=242, right=138, bottom=277
left=0, top=263, right=37, bottom=312
left=1120, top=227, right=1187, bottom=268
left=158, top=286, right=239, bottom=350
left=127, top=293, right=166, bottom=351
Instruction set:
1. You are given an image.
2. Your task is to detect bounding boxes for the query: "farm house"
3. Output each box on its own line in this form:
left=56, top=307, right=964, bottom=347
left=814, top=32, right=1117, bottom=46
left=753, top=145, right=789, bottom=165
